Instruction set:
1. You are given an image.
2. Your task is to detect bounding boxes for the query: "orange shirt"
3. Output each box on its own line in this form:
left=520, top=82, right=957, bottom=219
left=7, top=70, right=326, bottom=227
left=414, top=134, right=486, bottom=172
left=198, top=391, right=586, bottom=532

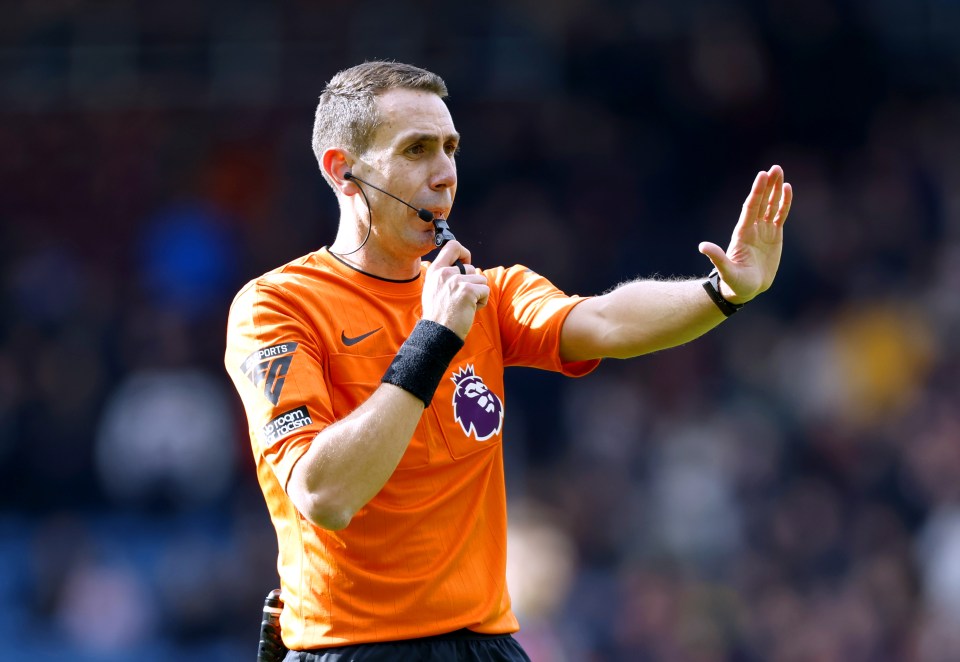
left=224, top=248, right=598, bottom=649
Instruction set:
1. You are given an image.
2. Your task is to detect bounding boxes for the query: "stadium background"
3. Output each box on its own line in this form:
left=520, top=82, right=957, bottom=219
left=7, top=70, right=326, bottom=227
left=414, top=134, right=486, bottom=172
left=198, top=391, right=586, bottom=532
left=2, top=1, right=959, bottom=660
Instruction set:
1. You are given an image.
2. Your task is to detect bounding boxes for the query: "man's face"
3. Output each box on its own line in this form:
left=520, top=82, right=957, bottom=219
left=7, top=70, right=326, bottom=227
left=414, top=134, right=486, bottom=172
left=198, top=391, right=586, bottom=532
left=355, top=88, right=459, bottom=258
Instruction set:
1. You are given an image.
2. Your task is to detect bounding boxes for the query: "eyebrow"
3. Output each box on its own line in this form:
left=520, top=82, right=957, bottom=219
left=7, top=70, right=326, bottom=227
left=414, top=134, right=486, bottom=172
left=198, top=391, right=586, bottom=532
left=396, top=131, right=461, bottom=146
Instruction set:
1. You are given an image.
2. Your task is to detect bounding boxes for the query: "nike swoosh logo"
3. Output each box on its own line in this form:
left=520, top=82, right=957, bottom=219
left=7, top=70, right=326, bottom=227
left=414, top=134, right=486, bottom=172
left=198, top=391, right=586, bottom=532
left=341, top=327, right=383, bottom=346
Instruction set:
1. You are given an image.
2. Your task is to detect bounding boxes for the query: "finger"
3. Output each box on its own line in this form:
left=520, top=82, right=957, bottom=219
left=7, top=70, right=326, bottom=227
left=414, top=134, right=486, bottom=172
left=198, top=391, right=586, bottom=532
left=471, top=284, right=491, bottom=309
left=774, top=182, right=793, bottom=227
left=457, top=273, right=489, bottom=285
left=434, top=240, right=472, bottom=269
left=739, top=171, right=769, bottom=228
left=758, top=167, right=778, bottom=221
left=475, top=291, right=489, bottom=310
left=698, top=241, right=729, bottom=270
left=765, top=167, right=784, bottom=223
left=444, top=266, right=483, bottom=281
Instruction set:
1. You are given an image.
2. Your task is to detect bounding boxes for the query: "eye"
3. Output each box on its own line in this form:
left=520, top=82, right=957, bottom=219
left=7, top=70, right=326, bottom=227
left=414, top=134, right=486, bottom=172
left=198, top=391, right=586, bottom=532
left=444, top=142, right=460, bottom=157
left=406, top=143, right=425, bottom=156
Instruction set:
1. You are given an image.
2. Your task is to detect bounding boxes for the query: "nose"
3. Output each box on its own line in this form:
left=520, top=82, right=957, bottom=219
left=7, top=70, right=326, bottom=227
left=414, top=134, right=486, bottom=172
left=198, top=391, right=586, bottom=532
left=430, top=154, right=457, bottom=192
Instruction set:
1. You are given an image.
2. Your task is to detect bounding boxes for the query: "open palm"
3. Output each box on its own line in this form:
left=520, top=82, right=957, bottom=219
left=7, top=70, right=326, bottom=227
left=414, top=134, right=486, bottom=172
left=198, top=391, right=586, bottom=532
left=699, top=165, right=794, bottom=303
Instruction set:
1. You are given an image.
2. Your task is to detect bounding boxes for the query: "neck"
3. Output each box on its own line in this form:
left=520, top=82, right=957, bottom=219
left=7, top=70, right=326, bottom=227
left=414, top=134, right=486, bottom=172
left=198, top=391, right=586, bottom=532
left=329, top=227, right=421, bottom=281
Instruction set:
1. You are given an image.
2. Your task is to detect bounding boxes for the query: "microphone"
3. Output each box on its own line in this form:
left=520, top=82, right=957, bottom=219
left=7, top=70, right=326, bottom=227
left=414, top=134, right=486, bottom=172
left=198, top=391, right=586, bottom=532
left=345, top=172, right=464, bottom=271
left=344, top=172, right=435, bottom=223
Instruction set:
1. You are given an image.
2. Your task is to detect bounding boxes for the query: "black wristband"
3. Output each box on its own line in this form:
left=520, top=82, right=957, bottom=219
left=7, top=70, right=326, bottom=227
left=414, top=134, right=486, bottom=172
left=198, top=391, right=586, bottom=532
left=702, top=269, right=744, bottom=317
left=382, top=320, right=465, bottom=406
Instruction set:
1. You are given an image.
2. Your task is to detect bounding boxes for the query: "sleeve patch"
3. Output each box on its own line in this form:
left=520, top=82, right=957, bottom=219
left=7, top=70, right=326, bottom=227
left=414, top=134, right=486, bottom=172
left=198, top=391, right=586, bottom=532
left=262, top=406, right=314, bottom=445
left=241, top=342, right=299, bottom=405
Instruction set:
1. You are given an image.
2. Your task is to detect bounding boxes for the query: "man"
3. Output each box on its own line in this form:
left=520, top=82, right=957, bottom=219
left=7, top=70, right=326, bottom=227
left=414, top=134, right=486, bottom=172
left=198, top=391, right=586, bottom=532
left=225, top=61, right=792, bottom=661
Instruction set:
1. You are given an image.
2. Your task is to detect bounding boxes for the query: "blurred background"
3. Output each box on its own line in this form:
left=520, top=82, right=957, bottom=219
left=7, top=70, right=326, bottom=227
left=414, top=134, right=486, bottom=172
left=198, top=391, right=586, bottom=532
left=2, top=0, right=960, bottom=660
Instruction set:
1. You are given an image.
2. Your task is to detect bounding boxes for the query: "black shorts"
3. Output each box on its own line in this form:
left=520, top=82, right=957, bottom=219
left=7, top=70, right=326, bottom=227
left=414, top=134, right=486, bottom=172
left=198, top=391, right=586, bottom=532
left=283, top=629, right=531, bottom=662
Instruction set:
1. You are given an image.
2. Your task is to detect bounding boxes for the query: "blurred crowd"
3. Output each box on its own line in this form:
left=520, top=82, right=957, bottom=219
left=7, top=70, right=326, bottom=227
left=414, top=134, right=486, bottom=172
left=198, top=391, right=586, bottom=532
left=2, top=1, right=960, bottom=660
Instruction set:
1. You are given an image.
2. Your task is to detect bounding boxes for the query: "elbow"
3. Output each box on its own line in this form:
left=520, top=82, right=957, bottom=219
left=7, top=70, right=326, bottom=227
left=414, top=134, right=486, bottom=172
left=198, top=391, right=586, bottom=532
left=289, top=481, right=356, bottom=531
left=288, top=458, right=358, bottom=530
left=562, top=296, right=640, bottom=361
left=301, top=493, right=356, bottom=531
left=312, top=507, right=354, bottom=531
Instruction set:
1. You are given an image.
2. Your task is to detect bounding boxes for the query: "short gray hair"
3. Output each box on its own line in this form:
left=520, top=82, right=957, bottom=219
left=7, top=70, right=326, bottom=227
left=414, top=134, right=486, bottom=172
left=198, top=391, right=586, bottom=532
left=312, top=61, right=448, bottom=187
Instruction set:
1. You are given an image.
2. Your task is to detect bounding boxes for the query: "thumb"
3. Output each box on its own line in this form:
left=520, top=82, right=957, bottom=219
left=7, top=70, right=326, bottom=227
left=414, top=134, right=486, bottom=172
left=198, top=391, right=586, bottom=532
left=698, top=241, right=728, bottom=271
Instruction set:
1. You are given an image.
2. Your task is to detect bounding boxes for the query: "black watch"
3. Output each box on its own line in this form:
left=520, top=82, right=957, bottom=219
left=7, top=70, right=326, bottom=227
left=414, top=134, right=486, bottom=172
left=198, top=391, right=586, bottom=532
left=702, top=269, right=744, bottom=317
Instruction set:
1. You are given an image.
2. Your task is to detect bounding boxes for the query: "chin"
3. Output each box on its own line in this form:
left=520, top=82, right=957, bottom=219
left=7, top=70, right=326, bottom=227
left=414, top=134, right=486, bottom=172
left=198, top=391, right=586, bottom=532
left=415, top=231, right=437, bottom=254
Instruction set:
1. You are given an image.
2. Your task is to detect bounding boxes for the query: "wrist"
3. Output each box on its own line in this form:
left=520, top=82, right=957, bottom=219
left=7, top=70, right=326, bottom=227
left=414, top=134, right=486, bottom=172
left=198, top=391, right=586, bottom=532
left=718, top=279, right=750, bottom=305
left=381, top=320, right=464, bottom=406
left=702, top=269, right=745, bottom=316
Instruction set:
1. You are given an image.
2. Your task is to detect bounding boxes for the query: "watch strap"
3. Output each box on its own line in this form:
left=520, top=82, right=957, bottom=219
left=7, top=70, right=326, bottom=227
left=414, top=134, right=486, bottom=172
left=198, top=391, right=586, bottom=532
left=702, top=269, right=744, bottom=317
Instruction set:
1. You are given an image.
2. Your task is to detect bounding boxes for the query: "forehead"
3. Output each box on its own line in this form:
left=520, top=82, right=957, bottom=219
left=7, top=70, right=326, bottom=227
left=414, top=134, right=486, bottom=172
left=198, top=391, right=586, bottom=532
left=371, top=88, right=457, bottom=146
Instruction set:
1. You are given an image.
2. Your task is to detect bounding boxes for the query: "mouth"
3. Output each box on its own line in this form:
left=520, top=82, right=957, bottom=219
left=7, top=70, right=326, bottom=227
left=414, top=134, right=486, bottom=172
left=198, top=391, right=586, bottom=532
left=416, top=208, right=448, bottom=223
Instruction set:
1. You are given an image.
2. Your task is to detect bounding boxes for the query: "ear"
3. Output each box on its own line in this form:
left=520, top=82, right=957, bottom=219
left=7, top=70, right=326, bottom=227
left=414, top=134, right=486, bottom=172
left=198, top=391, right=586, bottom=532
left=322, top=148, right=358, bottom=195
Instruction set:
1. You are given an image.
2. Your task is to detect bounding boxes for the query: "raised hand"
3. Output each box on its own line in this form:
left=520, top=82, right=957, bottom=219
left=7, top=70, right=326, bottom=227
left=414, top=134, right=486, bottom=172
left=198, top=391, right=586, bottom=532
left=421, top=240, right=490, bottom=339
left=698, top=165, right=794, bottom=303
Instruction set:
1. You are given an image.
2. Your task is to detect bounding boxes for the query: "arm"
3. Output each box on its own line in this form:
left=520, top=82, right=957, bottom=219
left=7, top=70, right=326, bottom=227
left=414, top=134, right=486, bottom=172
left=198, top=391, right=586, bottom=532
left=287, top=242, right=489, bottom=530
left=561, top=165, right=793, bottom=362
left=287, top=383, right=429, bottom=530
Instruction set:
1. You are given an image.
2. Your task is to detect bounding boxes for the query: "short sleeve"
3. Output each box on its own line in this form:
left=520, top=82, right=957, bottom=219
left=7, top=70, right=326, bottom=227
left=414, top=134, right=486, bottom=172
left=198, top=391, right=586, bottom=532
left=490, top=265, right=601, bottom=377
left=224, top=281, right=334, bottom=489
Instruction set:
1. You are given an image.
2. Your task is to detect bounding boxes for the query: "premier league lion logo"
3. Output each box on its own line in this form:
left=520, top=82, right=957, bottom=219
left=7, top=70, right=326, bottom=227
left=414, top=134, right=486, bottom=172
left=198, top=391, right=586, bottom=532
left=450, top=365, right=504, bottom=441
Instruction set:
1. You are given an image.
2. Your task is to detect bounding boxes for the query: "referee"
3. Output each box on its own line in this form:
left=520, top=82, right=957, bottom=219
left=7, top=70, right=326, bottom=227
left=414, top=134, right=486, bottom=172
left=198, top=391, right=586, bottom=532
left=226, top=61, right=793, bottom=661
